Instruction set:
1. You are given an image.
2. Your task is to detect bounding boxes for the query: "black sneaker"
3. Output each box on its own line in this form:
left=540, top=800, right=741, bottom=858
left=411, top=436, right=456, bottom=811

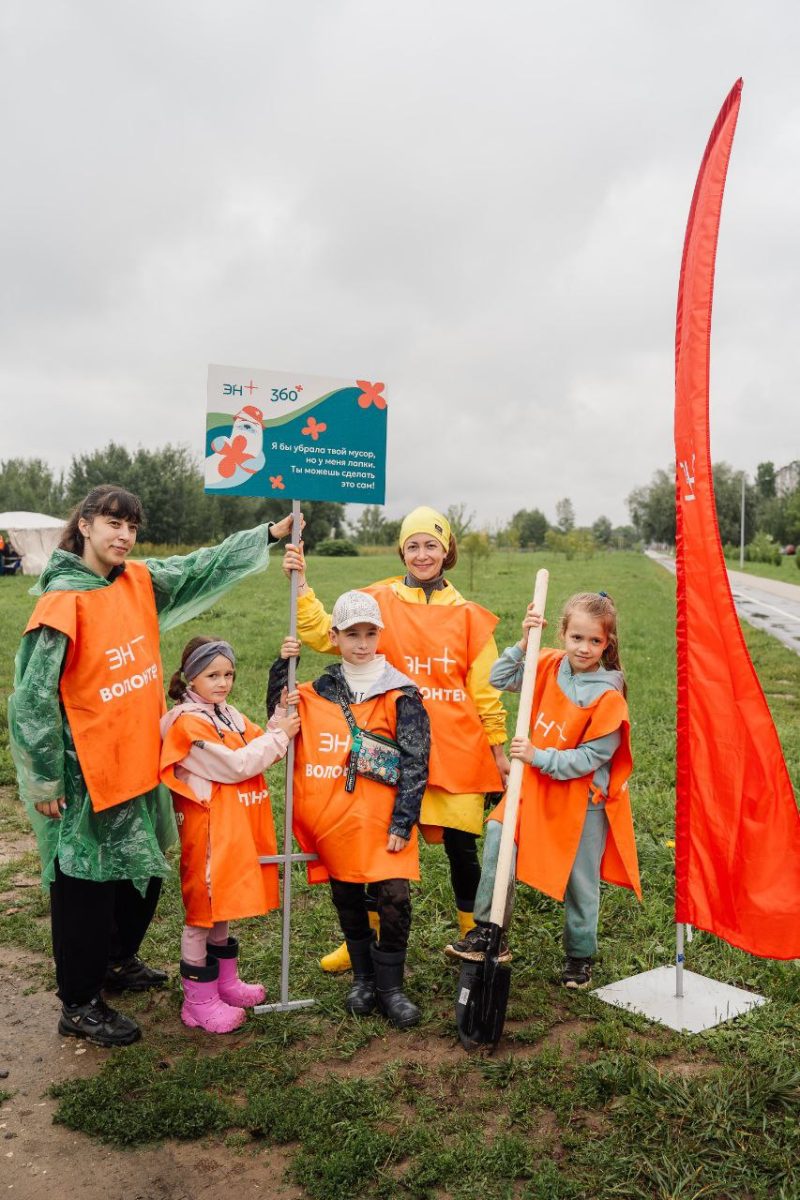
left=58, top=996, right=141, bottom=1047
left=561, top=956, right=593, bottom=989
left=104, top=955, right=168, bottom=992
left=444, top=923, right=512, bottom=964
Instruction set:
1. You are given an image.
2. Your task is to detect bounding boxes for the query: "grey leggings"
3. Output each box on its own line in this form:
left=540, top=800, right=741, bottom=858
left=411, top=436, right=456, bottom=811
left=474, top=806, right=610, bottom=958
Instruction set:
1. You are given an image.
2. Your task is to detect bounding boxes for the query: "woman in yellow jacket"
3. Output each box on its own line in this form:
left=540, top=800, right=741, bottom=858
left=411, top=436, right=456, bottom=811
left=283, top=506, right=509, bottom=969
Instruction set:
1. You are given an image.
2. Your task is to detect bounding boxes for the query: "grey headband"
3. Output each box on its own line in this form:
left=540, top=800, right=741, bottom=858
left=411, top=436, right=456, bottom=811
left=183, top=640, right=236, bottom=681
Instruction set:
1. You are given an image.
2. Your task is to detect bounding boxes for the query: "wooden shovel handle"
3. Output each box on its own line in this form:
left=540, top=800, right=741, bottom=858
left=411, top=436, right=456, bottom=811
left=488, top=568, right=549, bottom=927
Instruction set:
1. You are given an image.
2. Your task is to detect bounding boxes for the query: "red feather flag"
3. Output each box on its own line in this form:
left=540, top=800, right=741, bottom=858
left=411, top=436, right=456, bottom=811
left=674, top=79, right=800, bottom=958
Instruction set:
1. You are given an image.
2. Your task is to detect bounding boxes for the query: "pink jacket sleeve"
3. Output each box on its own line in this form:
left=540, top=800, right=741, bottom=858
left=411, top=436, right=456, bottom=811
left=181, top=725, right=289, bottom=785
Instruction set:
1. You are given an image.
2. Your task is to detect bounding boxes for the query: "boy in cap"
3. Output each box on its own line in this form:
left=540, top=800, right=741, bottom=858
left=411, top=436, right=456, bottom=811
left=269, top=590, right=430, bottom=1028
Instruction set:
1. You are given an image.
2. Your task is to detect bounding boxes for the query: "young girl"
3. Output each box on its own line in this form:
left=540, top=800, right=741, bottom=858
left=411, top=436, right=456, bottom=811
left=160, top=636, right=300, bottom=1032
left=268, top=590, right=431, bottom=1028
left=9, top=484, right=294, bottom=1047
left=447, top=592, right=641, bottom=988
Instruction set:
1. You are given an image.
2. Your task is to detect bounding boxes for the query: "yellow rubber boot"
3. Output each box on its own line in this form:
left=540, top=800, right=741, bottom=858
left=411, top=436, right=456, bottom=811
left=457, top=910, right=476, bottom=939
left=319, top=911, right=380, bottom=973
left=319, top=940, right=351, bottom=973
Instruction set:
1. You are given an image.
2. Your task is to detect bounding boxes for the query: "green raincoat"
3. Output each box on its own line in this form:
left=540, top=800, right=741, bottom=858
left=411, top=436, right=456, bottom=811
left=8, top=525, right=274, bottom=895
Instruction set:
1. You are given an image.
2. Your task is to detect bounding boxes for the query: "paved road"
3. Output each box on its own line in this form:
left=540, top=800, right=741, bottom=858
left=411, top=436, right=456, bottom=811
left=647, top=551, right=800, bottom=656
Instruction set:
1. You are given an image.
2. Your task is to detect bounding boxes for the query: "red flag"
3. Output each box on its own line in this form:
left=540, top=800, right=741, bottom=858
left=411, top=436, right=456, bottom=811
left=674, top=79, right=800, bottom=958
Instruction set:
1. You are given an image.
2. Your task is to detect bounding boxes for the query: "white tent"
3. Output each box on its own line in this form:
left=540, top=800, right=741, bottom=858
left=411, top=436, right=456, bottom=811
left=0, top=511, right=65, bottom=575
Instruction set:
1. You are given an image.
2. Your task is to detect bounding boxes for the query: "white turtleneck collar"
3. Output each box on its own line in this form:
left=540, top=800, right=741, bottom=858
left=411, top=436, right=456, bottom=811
left=341, top=654, right=387, bottom=702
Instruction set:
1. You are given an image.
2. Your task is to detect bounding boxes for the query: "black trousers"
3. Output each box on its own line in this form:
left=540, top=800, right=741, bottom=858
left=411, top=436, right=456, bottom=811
left=442, top=828, right=481, bottom=912
left=364, top=828, right=481, bottom=915
left=50, top=859, right=162, bottom=1005
left=330, top=878, right=411, bottom=954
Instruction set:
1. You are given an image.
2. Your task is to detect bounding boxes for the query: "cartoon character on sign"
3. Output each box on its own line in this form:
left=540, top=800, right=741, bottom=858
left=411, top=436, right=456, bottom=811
left=206, top=405, right=266, bottom=488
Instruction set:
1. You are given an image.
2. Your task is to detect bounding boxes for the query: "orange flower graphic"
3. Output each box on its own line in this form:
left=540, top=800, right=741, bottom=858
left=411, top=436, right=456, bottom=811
left=217, top=435, right=255, bottom=479
left=302, top=416, right=327, bottom=441
left=269, top=475, right=285, bottom=490
left=356, top=380, right=386, bottom=409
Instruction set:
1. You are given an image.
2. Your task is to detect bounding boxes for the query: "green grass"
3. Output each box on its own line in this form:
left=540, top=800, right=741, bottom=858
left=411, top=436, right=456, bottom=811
left=2, top=550, right=800, bottom=1199
left=724, top=557, right=800, bottom=583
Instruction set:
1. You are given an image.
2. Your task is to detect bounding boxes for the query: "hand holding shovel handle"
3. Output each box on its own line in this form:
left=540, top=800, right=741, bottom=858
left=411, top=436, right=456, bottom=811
left=455, top=567, right=548, bottom=1050
left=488, top=567, right=549, bottom=926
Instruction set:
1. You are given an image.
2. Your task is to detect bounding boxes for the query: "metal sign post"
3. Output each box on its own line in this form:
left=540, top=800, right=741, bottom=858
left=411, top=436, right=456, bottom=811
left=204, top=367, right=389, bottom=1019
left=256, top=501, right=318, bottom=1015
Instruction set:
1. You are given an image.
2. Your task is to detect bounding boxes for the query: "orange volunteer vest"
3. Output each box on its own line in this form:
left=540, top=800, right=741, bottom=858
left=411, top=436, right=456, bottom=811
left=490, top=649, right=640, bottom=901
left=25, top=562, right=164, bottom=812
left=292, top=682, right=420, bottom=885
left=160, top=710, right=280, bottom=927
left=364, top=584, right=502, bottom=794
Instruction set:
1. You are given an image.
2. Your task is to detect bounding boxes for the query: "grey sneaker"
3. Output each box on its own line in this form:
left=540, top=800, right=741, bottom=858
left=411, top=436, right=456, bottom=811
left=561, top=956, right=593, bottom=989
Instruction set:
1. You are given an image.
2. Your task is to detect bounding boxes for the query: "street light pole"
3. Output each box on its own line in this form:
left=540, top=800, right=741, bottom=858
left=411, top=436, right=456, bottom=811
left=739, top=472, right=746, bottom=569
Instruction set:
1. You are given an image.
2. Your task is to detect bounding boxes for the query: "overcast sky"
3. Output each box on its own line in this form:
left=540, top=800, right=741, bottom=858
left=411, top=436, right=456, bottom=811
left=2, top=1, right=799, bottom=528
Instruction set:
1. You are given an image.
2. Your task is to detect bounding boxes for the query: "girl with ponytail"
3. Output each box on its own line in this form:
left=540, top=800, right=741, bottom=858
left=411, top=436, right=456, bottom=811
left=161, top=635, right=299, bottom=1034
left=447, top=590, right=640, bottom=991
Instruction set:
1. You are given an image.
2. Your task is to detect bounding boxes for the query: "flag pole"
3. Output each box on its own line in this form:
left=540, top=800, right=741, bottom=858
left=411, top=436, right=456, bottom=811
left=256, top=499, right=317, bottom=1015
left=675, top=922, right=684, bottom=998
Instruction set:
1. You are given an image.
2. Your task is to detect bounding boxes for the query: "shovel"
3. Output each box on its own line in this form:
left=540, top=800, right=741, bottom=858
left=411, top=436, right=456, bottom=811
left=455, top=567, right=549, bottom=1051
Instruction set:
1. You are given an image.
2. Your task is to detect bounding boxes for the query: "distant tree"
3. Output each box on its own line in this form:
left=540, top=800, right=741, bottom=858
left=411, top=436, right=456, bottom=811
left=351, top=505, right=400, bottom=546
left=460, top=531, right=491, bottom=589
left=509, top=508, right=548, bottom=549
left=592, top=515, right=613, bottom=547
left=610, top=524, right=639, bottom=550
left=627, top=469, right=675, bottom=543
left=547, top=528, right=596, bottom=561
left=783, top=489, right=800, bottom=546
left=628, top=463, right=756, bottom=546
left=66, top=444, right=138, bottom=502
left=65, top=441, right=344, bottom=548
left=545, top=528, right=568, bottom=556
left=755, top=461, right=776, bottom=499
left=711, top=464, right=756, bottom=546
left=555, top=497, right=575, bottom=533
left=0, top=457, right=65, bottom=515
left=754, top=495, right=787, bottom=544
left=445, top=503, right=475, bottom=541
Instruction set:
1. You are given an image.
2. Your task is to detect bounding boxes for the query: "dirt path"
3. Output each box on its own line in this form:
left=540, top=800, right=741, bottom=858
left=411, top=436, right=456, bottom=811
left=0, top=792, right=303, bottom=1200
left=0, top=946, right=304, bottom=1200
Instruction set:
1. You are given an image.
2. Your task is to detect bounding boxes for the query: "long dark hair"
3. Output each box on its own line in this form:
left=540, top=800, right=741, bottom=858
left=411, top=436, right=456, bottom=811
left=59, top=486, right=144, bottom=556
left=168, top=636, right=218, bottom=702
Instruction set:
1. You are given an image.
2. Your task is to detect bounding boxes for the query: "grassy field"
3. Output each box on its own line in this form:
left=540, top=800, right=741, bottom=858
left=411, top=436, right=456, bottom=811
left=724, top=557, right=799, bottom=584
left=1, top=550, right=799, bottom=1200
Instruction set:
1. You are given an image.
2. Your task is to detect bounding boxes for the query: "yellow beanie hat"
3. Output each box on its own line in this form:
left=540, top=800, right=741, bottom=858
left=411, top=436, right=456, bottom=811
left=398, top=506, right=451, bottom=551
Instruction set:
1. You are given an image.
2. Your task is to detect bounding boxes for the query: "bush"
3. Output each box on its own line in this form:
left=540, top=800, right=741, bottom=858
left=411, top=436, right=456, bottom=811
left=314, top=539, right=359, bottom=557
left=745, top=531, right=782, bottom=565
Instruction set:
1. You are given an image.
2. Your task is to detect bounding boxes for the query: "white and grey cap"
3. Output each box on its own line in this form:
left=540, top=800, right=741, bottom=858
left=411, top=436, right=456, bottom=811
left=330, top=590, right=384, bottom=630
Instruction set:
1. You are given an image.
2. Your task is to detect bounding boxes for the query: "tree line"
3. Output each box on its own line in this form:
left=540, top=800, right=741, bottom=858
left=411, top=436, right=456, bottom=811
left=351, top=499, right=639, bottom=556
left=627, top=460, right=800, bottom=557
left=0, top=446, right=345, bottom=550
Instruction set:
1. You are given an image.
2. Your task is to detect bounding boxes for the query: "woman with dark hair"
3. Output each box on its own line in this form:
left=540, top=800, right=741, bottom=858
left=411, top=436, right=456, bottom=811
left=8, top=484, right=294, bottom=1046
left=282, top=505, right=509, bottom=971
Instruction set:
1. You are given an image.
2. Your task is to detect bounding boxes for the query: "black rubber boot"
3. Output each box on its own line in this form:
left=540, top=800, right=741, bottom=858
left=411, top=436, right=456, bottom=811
left=371, top=944, right=420, bottom=1029
left=344, top=935, right=377, bottom=1015
left=205, top=935, right=238, bottom=961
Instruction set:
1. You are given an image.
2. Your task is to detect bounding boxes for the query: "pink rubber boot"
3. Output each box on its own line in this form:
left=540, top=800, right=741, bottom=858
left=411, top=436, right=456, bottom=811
left=180, top=959, right=246, bottom=1033
left=207, top=937, right=266, bottom=1007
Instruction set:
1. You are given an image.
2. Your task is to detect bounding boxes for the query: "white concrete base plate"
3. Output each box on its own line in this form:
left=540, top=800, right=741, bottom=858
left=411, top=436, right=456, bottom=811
left=592, top=966, right=767, bottom=1033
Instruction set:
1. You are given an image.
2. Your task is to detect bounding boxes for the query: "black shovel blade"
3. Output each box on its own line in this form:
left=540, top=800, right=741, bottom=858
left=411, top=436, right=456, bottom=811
left=455, top=953, right=512, bottom=1051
